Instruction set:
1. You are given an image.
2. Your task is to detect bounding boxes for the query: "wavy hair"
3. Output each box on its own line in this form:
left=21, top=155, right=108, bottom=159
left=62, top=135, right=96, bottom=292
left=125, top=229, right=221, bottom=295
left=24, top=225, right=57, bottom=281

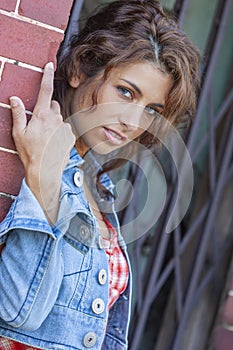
left=54, top=0, right=200, bottom=192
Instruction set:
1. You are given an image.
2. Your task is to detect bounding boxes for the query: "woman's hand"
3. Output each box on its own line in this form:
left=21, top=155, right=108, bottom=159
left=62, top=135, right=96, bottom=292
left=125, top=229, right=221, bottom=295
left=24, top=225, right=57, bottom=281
left=10, top=62, right=75, bottom=225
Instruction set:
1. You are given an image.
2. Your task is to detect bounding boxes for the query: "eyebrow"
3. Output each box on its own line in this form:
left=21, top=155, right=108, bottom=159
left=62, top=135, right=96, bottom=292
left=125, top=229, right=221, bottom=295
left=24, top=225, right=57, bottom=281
left=120, top=78, right=164, bottom=109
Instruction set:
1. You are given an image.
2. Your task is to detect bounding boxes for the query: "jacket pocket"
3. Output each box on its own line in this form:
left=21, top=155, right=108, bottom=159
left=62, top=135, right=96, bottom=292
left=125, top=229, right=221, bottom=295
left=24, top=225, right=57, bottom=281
left=55, top=238, right=92, bottom=308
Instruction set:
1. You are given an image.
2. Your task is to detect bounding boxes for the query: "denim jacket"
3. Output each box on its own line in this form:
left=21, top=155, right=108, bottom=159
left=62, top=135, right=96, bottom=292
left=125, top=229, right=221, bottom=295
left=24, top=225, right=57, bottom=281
left=0, top=147, right=132, bottom=350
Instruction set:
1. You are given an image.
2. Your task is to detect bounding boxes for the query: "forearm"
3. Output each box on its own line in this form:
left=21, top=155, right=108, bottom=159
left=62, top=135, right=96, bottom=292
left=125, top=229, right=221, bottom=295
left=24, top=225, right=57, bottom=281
left=25, top=166, right=62, bottom=227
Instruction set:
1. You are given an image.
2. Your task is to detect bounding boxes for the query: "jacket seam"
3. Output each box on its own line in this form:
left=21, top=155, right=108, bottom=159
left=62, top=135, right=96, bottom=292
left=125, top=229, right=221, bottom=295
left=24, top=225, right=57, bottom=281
left=104, top=332, right=126, bottom=346
left=0, top=327, right=79, bottom=349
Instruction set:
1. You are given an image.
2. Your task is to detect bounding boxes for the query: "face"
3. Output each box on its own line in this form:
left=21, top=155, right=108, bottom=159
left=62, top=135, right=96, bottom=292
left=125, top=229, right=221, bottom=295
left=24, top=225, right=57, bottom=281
left=68, top=62, right=171, bottom=155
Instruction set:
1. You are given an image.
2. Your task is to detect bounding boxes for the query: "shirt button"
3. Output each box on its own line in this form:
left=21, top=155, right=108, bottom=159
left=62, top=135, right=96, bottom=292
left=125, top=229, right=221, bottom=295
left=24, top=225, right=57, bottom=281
left=83, top=332, right=97, bottom=348
left=74, top=169, right=83, bottom=187
left=92, top=298, right=105, bottom=314
left=98, top=269, right=107, bottom=285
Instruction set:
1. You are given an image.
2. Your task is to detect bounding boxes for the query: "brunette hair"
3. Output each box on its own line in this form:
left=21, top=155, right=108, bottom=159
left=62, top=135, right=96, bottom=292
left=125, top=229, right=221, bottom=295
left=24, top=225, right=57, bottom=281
left=54, top=0, right=200, bottom=192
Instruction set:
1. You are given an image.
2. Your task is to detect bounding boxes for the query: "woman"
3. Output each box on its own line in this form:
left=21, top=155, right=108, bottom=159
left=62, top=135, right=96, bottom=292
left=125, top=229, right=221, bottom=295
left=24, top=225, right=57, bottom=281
left=0, top=1, right=199, bottom=349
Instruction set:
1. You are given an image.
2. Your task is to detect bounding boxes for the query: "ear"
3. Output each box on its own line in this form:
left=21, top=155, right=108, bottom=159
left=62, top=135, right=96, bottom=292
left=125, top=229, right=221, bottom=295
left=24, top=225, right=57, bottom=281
left=69, top=76, right=80, bottom=88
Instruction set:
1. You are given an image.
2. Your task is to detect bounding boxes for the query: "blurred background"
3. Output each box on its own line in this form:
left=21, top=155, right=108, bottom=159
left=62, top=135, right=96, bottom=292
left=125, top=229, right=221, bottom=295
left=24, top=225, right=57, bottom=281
left=63, top=1, right=233, bottom=349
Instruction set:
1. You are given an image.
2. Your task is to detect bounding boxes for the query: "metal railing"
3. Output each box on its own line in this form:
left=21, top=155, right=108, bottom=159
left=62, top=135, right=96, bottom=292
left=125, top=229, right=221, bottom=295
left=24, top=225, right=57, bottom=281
left=125, top=0, right=233, bottom=348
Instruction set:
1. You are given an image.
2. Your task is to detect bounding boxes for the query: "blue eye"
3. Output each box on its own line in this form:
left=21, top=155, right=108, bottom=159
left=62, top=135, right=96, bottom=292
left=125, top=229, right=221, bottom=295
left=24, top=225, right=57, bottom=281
left=145, top=106, right=158, bottom=117
left=117, top=86, right=133, bottom=100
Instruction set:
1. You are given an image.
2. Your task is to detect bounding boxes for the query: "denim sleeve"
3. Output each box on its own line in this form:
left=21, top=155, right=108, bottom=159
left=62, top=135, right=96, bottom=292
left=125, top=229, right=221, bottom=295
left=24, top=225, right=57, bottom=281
left=0, top=180, right=65, bottom=331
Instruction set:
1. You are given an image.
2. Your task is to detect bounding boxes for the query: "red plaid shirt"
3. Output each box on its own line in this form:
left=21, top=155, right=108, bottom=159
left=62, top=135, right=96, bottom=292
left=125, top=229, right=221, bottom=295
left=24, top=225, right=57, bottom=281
left=0, top=218, right=129, bottom=348
left=0, top=337, right=40, bottom=349
left=102, top=216, right=129, bottom=309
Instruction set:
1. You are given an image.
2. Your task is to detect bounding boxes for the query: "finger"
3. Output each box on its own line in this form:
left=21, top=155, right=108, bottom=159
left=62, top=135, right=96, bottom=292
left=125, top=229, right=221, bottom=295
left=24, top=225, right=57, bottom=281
left=34, top=62, right=54, bottom=113
left=51, top=100, right=61, bottom=114
left=10, top=96, right=27, bottom=133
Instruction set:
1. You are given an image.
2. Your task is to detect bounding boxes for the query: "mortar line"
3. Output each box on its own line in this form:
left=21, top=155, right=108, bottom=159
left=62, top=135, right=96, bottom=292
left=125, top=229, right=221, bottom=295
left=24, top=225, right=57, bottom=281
left=0, top=9, right=64, bottom=34
left=0, top=192, right=17, bottom=200
left=14, top=0, right=21, bottom=14
left=0, top=102, right=11, bottom=109
left=0, top=59, right=6, bottom=81
left=0, top=56, right=43, bottom=73
left=0, top=147, right=18, bottom=155
left=0, top=102, right=32, bottom=115
left=222, top=323, right=233, bottom=332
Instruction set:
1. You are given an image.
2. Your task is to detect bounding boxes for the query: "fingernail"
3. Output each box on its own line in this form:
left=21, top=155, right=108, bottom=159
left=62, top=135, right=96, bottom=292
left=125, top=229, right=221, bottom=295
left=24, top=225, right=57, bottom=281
left=9, top=97, right=19, bottom=108
left=46, top=62, right=54, bottom=70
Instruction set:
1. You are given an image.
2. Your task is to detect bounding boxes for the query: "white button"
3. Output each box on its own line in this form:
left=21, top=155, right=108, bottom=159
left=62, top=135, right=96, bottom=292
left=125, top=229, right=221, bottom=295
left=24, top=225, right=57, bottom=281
left=92, top=298, right=105, bottom=314
left=98, top=269, right=107, bottom=285
left=79, top=224, right=90, bottom=240
left=74, top=169, right=83, bottom=187
left=83, top=332, right=97, bottom=348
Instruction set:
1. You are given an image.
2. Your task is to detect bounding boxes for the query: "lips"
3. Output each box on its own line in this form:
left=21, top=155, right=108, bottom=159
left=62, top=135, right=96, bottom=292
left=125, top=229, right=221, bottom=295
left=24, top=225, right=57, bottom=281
left=103, top=127, right=126, bottom=145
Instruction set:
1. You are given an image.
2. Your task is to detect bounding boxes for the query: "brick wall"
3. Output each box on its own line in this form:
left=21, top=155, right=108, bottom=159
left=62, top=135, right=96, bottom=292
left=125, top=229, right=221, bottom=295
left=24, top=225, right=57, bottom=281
left=0, top=0, right=74, bottom=221
left=213, top=256, right=233, bottom=350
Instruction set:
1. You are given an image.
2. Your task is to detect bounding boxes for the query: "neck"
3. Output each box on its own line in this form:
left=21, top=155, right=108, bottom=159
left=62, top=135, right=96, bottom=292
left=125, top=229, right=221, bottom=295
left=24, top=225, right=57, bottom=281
left=75, top=138, right=90, bottom=157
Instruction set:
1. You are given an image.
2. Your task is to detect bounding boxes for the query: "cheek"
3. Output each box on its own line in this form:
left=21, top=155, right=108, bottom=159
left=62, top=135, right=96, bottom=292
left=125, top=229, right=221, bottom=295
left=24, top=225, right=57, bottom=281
left=98, top=83, right=122, bottom=105
left=128, top=128, right=145, bottom=143
left=134, top=127, right=146, bottom=139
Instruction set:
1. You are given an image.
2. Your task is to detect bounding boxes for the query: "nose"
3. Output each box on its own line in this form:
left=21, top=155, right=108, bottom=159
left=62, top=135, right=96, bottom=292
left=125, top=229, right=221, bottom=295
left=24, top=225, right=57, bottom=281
left=119, top=119, right=139, bottom=132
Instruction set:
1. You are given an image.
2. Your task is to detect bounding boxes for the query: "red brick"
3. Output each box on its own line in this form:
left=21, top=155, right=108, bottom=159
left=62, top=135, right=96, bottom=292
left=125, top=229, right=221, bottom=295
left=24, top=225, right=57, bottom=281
left=221, top=296, right=233, bottom=325
left=214, top=326, right=233, bottom=350
left=0, top=63, right=42, bottom=111
left=18, top=0, right=73, bottom=30
left=0, top=107, right=15, bottom=150
left=0, top=107, right=32, bottom=151
left=0, top=0, right=72, bottom=223
left=0, top=151, right=24, bottom=195
left=0, top=0, right=17, bottom=12
left=0, top=196, right=14, bottom=222
left=0, top=14, right=63, bottom=68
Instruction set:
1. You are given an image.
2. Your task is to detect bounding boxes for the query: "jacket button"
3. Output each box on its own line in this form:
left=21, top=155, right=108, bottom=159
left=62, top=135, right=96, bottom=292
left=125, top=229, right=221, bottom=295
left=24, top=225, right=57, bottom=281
left=92, top=298, right=105, bottom=314
left=98, top=269, right=107, bottom=285
left=83, top=332, right=97, bottom=348
left=74, top=169, right=83, bottom=187
left=80, top=224, right=90, bottom=241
